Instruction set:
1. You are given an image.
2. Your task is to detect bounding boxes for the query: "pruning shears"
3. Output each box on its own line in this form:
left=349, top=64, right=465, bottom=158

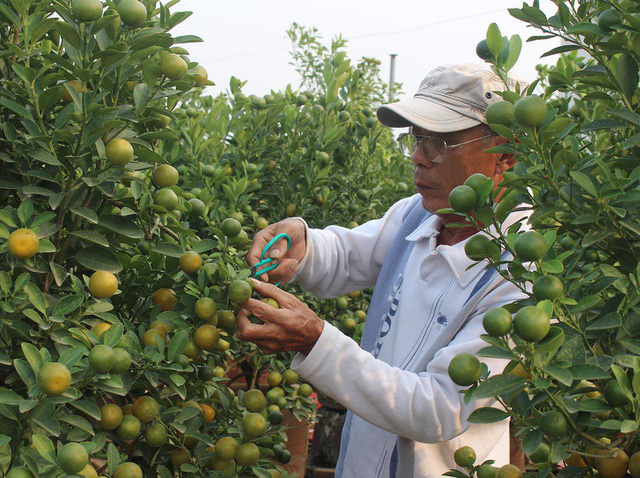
left=249, top=233, right=291, bottom=287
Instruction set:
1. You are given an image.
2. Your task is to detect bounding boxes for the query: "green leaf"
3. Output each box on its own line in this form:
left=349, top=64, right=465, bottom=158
left=24, top=281, right=47, bottom=314
left=32, top=434, right=56, bottom=464
left=14, top=359, right=36, bottom=388
left=467, top=407, right=509, bottom=423
left=486, top=23, right=503, bottom=58
left=21, top=343, right=43, bottom=372
left=152, top=242, right=183, bottom=258
left=70, top=230, right=110, bottom=247
left=621, top=420, right=638, bottom=433
left=570, top=171, right=597, bottom=197
left=586, top=312, right=621, bottom=331
left=569, top=364, right=610, bottom=380
left=504, top=35, right=522, bottom=71
left=133, top=83, right=149, bottom=108
left=521, top=428, right=543, bottom=455
left=617, top=54, right=639, bottom=101
left=103, top=323, right=123, bottom=348
left=168, top=330, right=188, bottom=361
left=0, top=97, right=31, bottom=119
left=107, top=443, right=120, bottom=474
left=98, top=215, right=144, bottom=239
left=474, top=374, right=527, bottom=399
left=567, top=23, right=606, bottom=36
left=58, top=348, right=85, bottom=369
left=540, top=44, right=580, bottom=58
left=29, top=149, right=62, bottom=166
left=70, top=400, right=101, bottom=421
left=17, top=199, right=33, bottom=225
left=540, top=365, right=573, bottom=386
left=0, top=389, right=22, bottom=404
left=51, top=295, right=84, bottom=317
left=70, top=206, right=98, bottom=224
left=73, top=246, right=123, bottom=273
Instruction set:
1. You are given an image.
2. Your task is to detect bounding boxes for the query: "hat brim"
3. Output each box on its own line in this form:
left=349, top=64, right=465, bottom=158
left=377, top=97, right=482, bottom=133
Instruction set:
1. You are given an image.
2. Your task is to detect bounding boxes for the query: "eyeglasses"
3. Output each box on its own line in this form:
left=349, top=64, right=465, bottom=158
left=396, top=132, right=497, bottom=163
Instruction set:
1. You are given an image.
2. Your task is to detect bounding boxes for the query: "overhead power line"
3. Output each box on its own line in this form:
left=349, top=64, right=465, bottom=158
left=200, top=2, right=554, bottom=65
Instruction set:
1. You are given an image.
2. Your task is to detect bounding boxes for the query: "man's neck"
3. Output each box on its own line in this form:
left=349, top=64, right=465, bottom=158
left=436, top=214, right=478, bottom=247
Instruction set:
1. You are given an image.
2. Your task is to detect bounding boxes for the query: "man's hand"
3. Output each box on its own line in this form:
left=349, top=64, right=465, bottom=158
left=247, top=218, right=306, bottom=285
left=237, top=279, right=324, bottom=356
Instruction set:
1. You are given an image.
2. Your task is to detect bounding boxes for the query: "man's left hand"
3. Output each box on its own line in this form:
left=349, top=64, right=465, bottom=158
left=237, top=278, right=324, bottom=355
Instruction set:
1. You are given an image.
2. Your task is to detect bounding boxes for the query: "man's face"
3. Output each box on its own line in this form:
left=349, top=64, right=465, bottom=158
left=410, top=124, right=500, bottom=213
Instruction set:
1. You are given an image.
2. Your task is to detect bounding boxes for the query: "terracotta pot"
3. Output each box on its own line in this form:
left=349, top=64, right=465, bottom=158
left=281, top=409, right=310, bottom=478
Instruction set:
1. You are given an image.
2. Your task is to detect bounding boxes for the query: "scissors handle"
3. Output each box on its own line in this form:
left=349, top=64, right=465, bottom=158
left=252, top=233, right=291, bottom=287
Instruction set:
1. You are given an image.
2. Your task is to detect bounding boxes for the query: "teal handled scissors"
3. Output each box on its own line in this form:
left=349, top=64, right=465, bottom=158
left=250, top=233, right=291, bottom=287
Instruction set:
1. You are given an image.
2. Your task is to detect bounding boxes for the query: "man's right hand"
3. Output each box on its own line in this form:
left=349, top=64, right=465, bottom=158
left=247, top=218, right=307, bottom=284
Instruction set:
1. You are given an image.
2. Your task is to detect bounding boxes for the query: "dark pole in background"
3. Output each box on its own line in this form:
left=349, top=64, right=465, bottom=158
left=389, top=54, right=398, bottom=102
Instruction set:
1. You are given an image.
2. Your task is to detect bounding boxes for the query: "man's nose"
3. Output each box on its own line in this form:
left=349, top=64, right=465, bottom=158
left=412, top=147, right=434, bottom=169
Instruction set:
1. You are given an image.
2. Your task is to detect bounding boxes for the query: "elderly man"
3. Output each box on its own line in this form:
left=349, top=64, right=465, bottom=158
left=239, top=63, right=529, bottom=477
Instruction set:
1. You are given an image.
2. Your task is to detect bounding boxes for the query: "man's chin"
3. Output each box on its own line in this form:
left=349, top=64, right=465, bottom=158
left=418, top=192, right=439, bottom=213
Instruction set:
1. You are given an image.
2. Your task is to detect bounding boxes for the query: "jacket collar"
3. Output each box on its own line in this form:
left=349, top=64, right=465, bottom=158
left=404, top=205, right=530, bottom=288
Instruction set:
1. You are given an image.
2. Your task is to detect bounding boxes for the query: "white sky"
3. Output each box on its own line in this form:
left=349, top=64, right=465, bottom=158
left=172, top=0, right=559, bottom=102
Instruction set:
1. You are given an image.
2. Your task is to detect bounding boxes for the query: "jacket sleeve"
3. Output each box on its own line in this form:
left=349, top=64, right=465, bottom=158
left=289, top=194, right=420, bottom=298
left=291, top=279, right=524, bottom=444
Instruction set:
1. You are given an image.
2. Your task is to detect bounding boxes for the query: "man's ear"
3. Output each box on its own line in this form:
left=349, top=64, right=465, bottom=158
left=495, top=152, right=516, bottom=175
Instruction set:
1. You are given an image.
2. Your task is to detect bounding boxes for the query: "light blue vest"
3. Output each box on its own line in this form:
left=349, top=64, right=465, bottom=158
left=335, top=196, right=507, bottom=477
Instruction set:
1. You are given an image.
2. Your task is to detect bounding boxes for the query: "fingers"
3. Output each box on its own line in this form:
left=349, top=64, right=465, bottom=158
left=249, top=278, right=298, bottom=308
left=236, top=308, right=268, bottom=342
left=264, top=257, right=299, bottom=285
left=240, top=297, right=281, bottom=322
left=246, top=228, right=273, bottom=267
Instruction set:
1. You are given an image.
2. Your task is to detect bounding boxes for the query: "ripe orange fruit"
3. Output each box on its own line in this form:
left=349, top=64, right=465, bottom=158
left=149, top=320, right=170, bottom=335
left=58, top=443, right=88, bottom=474
left=299, top=383, right=313, bottom=398
left=132, top=396, right=159, bottom=423
left=117, top=0, right=147, bottom=26
left=179, top=251, right=202, bottom=275
left=188, top=198, right=206, bottom=216
left=486, top=100, right=515, bottom=127
left=540, top=410, right=567, bottom=437
left=113, top=462, right=142, bottom=478
left=38, top=362, right=71, bottom=396
left=514, top=231, right=547, bottom=261
left=514, top=96, right=548, bottom=128
left=509, top=363, right=531, bottom=380
left=142, top=328, right=166, bottom=347
left=105, top=138, right=134, bottom=166
left=628, top=452, right=640, bottom=478
left=88, top=271, right=118, bottom=299
left=194, top=324, right=220, bottom=351
left=194, top=297, right=217, bottom=320
left=152, top=164, right=179, bottom=188
left=145, top=423, right=167, bottom=447
left=72, top=0, right=102, bottom=22
left=565, top=453, right=586, bottom=468
left=215, top=436, right=239, bottom=461
left=8, top=228, right=39, bottom=259
left=243, top=412, right=267, bottom=437
left=170, top=449, right=190, bottom=467
left=596, top=449, right=629, bottom=478
left=454, top=446, right=476, bottom=468
left=99, top=403, right=123, bottom=430
left=449, top=185, right=477, bottom=213
left=496, top=464, right=522, bottom=478
left=448, top=353, right=482, bottom=386
left=256, top=217, right=269, bottom=230
left=88, top=344, right=114, bottom=373
left=160, top=53, right=188, bottom=81
left=283, top=369, right=298, bottom=384
left=268, top=371, right=282, bottom=387
left=228, top=280, right=252, bottom=304
left=221, top=218, right=242, bottom=238
left=78, top=464, right=97, bottom=478
left=111, top=347, right=131, bottom=374
left=116, top=415, right=141, bottom=440
left=513, top=306, right=550, bottom=342
left=183, top=338, right=200, bottom=359
left=192, top=65, right=208, bottom=86
left=235, top=442, right=260, bottom=466
left=482, top=307, right=512, bottom=336
left=533, top=275, right=564, bottom=300
left=61, top=80, right=84, bottom=104
left=92, top=322, right=111, bottom=339
left=244, top=389, right=266, bottom=413
left=153, top=288, right=177, bottom=311
left=155, top=188, right=179, bottom=211
left=201, top=403, right=216, bottom=423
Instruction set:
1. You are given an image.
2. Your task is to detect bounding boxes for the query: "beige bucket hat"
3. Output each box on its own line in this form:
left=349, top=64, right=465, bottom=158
left=377, top=63, right=529, bottom=133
